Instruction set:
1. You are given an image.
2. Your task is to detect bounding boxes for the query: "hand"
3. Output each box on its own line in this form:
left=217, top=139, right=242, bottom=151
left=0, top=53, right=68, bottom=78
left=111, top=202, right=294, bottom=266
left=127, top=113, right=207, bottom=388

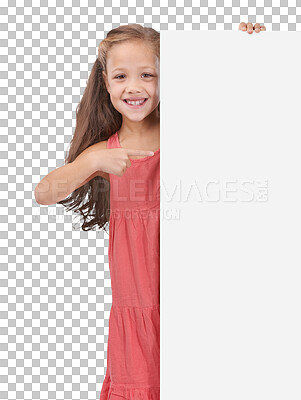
left=239, top=22, right=266, bottom=34
left=98, top=148, right=155, bottom=177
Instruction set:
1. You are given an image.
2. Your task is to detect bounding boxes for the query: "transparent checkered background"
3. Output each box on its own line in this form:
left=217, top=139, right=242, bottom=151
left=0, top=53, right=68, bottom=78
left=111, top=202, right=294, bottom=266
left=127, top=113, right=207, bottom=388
left=1, top=1, right=301, bottom=399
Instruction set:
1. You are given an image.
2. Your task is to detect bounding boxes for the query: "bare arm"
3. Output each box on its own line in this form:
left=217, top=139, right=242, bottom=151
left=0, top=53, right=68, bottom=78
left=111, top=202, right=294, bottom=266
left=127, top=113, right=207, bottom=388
left=34, top=141, right=109, bottom=206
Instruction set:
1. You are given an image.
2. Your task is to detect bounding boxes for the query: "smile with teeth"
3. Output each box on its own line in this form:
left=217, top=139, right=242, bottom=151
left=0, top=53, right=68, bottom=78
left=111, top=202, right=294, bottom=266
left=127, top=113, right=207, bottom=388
left=124, top=98, right=148, bottom=106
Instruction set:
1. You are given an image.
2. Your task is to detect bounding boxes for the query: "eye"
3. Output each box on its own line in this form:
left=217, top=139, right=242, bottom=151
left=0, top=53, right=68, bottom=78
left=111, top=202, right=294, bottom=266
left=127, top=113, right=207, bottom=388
left=114, top=73, right=153, bottom=80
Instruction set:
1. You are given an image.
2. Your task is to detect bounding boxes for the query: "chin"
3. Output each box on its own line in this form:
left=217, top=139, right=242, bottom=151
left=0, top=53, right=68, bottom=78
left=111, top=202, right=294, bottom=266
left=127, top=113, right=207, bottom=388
left=126, top=115, right=147, bottom=122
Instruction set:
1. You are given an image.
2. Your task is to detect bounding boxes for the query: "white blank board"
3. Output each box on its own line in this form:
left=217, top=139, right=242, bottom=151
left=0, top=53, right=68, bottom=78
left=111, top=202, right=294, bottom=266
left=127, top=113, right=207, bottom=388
left=161, top=31, right=301, bottom=400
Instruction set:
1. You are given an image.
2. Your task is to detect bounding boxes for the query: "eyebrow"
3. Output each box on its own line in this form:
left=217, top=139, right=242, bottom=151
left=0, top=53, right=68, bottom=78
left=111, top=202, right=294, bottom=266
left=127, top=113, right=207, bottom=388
left=111, top=66, right=156, bottom=73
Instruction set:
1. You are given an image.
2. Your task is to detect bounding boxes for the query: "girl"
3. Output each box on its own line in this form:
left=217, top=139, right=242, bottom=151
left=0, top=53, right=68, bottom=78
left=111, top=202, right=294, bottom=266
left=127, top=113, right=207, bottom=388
left=34, top=22, right=266, bottom=400
left=35, top=24, right=160, bottom=400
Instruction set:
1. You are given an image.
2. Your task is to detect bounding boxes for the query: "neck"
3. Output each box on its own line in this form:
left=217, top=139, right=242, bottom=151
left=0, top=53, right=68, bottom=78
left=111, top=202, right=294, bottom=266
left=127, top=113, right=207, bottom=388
left=120, top=106, right=160, bottom=137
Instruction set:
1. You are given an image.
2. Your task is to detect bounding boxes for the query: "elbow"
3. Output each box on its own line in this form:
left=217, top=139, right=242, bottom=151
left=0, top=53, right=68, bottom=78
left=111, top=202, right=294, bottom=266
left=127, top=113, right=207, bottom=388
left=34, top=185, right=66, bottom=205
left=34, top=190, right=46, bottom=205
left=34, top=184, right=52, bottom=205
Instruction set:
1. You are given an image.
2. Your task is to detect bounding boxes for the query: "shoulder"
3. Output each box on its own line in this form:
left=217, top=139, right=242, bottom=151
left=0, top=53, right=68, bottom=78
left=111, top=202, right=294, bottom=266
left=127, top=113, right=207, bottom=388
left=91, top=139, right=108, bottom=150
left=97, top=139, right=109, bottom=148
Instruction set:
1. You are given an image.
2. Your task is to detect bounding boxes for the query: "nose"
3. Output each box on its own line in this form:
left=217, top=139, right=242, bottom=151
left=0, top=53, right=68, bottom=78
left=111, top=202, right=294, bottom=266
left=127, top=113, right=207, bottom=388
left=125, top=77, right=143, bottom=93
left=126, top=87, right=142, bottom=94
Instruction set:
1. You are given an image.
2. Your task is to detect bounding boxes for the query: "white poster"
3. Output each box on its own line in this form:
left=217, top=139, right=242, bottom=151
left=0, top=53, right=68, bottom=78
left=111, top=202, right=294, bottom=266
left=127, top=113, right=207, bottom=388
left=161, top=31, right=301, bottom=399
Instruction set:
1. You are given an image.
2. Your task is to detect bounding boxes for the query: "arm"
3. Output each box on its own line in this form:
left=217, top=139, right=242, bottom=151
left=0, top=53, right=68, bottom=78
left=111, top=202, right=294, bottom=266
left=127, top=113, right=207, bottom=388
left=34, top=141, right=109, bottom=206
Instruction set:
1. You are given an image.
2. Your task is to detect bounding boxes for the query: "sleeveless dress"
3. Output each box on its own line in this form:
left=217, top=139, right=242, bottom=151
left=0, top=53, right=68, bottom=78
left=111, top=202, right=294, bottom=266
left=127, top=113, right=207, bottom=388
left=99, top=131, right=160, bottom=400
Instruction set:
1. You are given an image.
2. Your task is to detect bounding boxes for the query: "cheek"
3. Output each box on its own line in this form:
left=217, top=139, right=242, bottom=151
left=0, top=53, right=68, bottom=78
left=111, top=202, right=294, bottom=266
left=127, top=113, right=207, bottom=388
left=149, top=82, right=159, bottom=98
left=110, top=84, right=120, bottom=96
left=153, top=81, right=160, bottom=97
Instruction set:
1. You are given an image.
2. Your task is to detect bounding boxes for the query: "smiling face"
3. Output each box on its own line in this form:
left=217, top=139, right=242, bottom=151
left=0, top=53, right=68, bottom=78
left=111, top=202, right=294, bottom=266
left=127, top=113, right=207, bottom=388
left=102, top=39, right=160, bottom=123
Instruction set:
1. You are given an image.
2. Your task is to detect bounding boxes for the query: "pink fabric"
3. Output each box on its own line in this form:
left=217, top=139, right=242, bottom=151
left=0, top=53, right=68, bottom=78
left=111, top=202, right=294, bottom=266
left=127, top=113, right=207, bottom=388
left=99, top=131, right=160, bottom=400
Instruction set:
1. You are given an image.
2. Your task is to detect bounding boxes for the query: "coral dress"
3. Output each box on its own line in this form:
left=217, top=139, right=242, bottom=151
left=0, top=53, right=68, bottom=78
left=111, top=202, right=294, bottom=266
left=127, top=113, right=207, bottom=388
left=99, top=131, right=160, bottom=400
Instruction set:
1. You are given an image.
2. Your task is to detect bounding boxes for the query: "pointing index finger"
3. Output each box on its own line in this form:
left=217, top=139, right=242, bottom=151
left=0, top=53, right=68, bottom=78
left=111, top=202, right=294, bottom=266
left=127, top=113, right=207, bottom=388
left=126, top=149, right=155, bottom=157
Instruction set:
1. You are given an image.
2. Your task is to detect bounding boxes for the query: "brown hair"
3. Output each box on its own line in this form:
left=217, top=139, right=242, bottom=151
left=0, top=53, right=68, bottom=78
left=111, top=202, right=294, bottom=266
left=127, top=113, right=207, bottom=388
left=57, top=24, right=160, bottom=232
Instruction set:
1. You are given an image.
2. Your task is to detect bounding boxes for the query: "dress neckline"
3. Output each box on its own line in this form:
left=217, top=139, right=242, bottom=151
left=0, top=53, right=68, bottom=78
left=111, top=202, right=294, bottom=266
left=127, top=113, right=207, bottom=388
left=115, top=131, right=160, bottom=163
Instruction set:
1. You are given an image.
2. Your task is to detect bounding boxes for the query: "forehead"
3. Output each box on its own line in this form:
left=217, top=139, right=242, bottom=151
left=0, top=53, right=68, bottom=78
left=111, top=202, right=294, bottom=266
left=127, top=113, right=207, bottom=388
left=106, top=40, right=159, bottom=72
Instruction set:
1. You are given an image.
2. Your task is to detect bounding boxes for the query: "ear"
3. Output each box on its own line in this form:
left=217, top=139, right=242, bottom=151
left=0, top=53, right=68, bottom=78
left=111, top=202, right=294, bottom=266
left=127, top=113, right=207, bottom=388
left=102, top=71, right=110, bottom=94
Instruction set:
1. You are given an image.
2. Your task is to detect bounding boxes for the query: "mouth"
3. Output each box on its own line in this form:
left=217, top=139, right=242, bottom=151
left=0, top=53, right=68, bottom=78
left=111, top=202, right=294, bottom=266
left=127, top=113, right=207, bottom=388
left=123, top=98, right=148, bottom=109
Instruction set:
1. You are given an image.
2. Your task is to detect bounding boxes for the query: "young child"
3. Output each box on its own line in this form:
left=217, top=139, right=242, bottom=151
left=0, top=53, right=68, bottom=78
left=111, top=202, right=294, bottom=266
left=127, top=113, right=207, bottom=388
left=35, top=23, right=160, bottom=400
left=34, top=21, right=265, bottom=400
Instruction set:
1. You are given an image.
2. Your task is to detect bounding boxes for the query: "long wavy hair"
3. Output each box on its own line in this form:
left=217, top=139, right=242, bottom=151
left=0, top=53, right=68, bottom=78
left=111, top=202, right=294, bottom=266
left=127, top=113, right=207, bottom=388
left=57, top=24, right=160, bottom=232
